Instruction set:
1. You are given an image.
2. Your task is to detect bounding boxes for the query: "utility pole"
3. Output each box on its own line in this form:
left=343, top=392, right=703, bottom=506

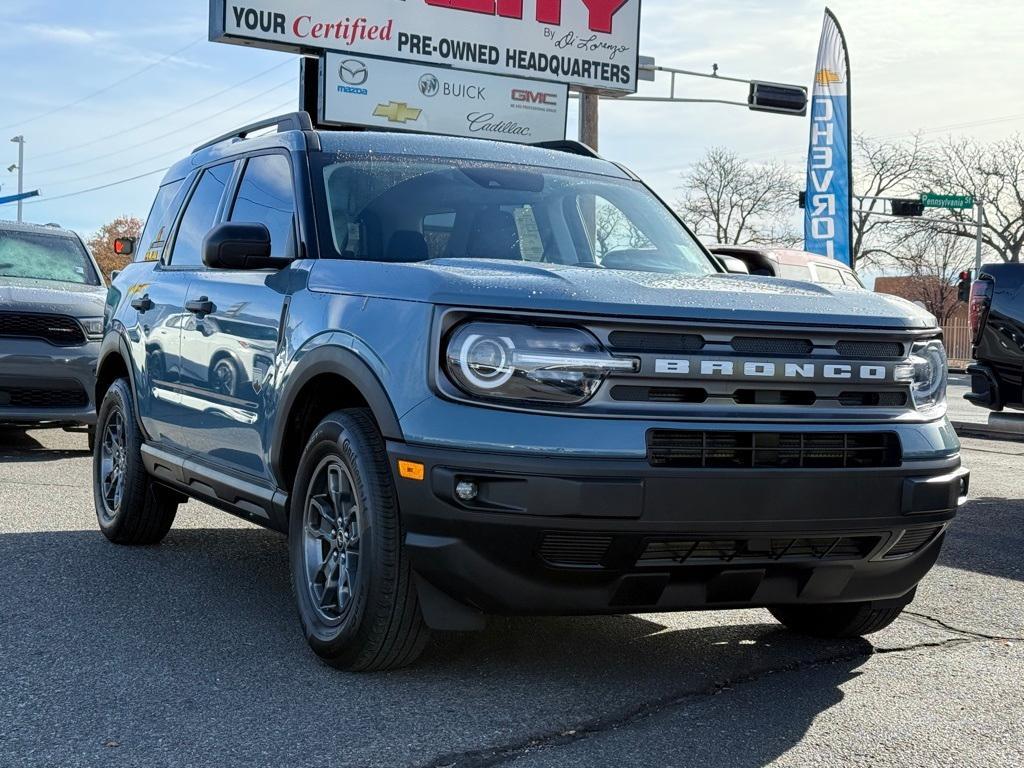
left=579, top=92, right=600, bottom=151
left=10, top=136, right=25, bottom=223
left=974, top=198, right=985, bottom=274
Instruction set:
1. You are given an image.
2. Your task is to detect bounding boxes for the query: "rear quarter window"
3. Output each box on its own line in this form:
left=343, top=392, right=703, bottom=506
left=136, top=179, right=187, bottom=263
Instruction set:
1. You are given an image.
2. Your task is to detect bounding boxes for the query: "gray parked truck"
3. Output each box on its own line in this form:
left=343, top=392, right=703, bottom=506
left=93, top=114, right=968, bottom=671
left=1, top=220, right=106, bottom=439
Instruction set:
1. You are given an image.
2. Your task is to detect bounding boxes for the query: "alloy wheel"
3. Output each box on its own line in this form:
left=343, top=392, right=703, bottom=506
left=99, top=409, right=128, bottom=522
left=302, top=457, right=362, bottom=624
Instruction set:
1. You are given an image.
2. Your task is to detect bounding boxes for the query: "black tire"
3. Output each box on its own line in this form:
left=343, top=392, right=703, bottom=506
left=769, top=593, right=913, bottom=639
left=93, top=378, right=179, bottom=545
left=289, top=408, right=428, bottom=672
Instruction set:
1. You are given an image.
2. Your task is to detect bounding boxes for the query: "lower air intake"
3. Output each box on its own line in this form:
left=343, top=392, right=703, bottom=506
left=647, top=430, right=901, bottom=469
left=539, top=533, right=613, bottom=568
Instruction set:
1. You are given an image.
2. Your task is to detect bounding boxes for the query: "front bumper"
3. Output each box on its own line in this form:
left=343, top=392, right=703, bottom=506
left=0, top=338, right=99, bottom=426
left=388, top=440, right=968, bottom=626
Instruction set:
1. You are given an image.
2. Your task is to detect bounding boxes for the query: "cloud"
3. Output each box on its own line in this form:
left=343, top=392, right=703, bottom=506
left=20, top=23, right=116, bottom=46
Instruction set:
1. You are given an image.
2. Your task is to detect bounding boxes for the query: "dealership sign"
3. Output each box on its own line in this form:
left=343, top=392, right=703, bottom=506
left=210, top=0, right=642, bottom=93
left=320, top=52, right=568, bottom=142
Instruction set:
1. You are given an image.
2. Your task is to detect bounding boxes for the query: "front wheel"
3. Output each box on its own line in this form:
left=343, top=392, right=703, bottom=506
left=769, top=593, right=914, bottom=639
left=289, top=409, right=428, bottom=672
left=93, top=378, right=180, bottom=545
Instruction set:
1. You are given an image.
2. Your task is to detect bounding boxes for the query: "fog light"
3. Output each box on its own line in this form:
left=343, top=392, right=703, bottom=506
left=455, top=480, right=479, bottom=502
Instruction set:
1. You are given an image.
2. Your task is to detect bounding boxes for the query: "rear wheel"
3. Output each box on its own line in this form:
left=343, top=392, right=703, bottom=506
left=289, top=409, right=428, bottom=672
left=769, top=594, right=913, bottom=639
left=93, top=378, right=180, bottom=545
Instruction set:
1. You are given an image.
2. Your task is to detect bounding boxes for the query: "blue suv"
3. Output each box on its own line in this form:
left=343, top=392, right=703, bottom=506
left=95, top=113, right=968, bottom=670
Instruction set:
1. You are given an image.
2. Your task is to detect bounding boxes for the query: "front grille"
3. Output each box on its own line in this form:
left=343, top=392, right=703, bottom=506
left=838, top=391, right=908, bottom=407
left=611, top=386, right=708, bottom=403
left=638, top=535, right=881, bottom=566
left=538, top=533, right=613, bottom=568
left=885, top=526, right=944, bottom=558
left=0, top=383, right=89, bottom=409
left=731, top=337, right=813, bottom=356
left=835, top=340, right=905, bottom=358
left=647, top=430, right=901, bottom=469
left=607, top=331, right=704, bottom=353
left=0, top=312, right=86, bottom=346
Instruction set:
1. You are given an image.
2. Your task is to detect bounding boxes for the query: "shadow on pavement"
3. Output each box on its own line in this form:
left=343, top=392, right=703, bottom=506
left=0, top=427, right=88, bottom=459
left=937, top=496, right=1024, bottom=583
left=0, top=527, right=870, bottom=768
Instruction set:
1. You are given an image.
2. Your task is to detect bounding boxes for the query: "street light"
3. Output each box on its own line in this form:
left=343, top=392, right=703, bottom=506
left=10, top=135, right=25, bottom=223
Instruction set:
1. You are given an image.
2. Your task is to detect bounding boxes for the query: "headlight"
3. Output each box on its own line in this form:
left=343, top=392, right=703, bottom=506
left=896, top=340, right=948, bottom=414
left=80, top=317, right=105, bottom=341
left=445, top=322, right=637, bottom=405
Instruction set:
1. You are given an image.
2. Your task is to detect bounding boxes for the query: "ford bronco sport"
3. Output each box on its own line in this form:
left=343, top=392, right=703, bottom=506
left=94, top=113, right=968, bottom=671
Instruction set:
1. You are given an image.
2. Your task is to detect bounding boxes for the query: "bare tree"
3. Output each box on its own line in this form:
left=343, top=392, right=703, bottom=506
left=850, top=133, right=930, bottom=268
left=676, top=148, right=799, bottom=246
left=923, top=135, right=1024, bottom=263
left=885, top=230, right=973, bottom=325
left=593, top=200, right=650, bottom=257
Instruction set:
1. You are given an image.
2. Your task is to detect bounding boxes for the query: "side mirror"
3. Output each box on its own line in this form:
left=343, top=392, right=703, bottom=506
left=718, top=255, right=751, bottom=275
left=114, top=238, right=136, bottom=257
left=958, top=271, right=972, bottom=303
left=202, top=222, right=287, bottom=270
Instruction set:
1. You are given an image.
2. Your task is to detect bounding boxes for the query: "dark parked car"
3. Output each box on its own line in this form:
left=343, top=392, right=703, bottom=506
left=961, top=264, right=1024, bottom=411
left=708, top=245, right=866, bottom=288
left=93, top=113, right=966, bottom=671
left=0, top=220, right=106, bottom=440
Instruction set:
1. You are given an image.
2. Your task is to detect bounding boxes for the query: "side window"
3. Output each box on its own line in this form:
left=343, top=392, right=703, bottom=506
left=814, top=265, right=845, bottom=286
left=779, top=264, right=813, bottom=281
left=169, top=163, right=234, bottom=267
left=229, top=154, right=296, bottom=259
left=136, top=179, right=185, bottom=263
left=841, top=269, right=864, bottom=288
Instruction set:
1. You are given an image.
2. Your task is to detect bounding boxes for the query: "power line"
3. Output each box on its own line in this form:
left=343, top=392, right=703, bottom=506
left=14, top=99, right=296, bottom=207
left=33, top=77, right=295, bottom=178
left=0, top=38, right=205, bottom=132
left=32, top=59, right=294, bottom=162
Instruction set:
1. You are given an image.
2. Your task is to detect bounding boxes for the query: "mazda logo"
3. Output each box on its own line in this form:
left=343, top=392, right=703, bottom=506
left=339, top=59, right=368, bottom=86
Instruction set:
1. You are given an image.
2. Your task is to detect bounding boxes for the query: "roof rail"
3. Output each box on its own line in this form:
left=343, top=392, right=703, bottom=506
left=192, top=112, right=314, bottom=154
left=531, top=140, right=601, bottom=159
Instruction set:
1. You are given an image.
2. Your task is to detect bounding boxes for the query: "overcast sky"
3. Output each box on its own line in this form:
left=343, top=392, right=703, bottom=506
left=1, top=0, right=1021, bottom=240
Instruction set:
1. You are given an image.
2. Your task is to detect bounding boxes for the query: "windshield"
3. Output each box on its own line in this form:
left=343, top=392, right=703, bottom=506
left=314, top=155, right=715, bottom=276
left=0, top=230, right=99, bottom=285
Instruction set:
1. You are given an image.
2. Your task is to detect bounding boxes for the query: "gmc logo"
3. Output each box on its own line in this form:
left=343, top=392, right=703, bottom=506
left=512, top=89, right=558, bottom=105
left=424, top=0, right=630, bottom=34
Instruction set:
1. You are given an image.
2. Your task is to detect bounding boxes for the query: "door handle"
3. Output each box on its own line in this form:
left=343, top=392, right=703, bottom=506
left=185, top=297, right=215, bottom=317
left=131, top=294, right=154, bottom=313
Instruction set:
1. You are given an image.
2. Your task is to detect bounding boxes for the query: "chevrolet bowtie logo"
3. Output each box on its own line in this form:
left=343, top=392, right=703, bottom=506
left=373, top=101, right=422, bottom=124
left=815, top=68, right=843, bottom=86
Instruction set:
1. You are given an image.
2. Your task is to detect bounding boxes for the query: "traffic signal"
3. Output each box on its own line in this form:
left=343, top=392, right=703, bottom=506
left=891, top=199, right=926, bottom=217
left=748, top=82, right=808, bottom=117
left=798, top=191, right=807, bottom=209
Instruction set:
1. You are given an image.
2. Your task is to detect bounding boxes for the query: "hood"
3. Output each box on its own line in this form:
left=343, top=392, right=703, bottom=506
left=0, top=275, right=108, bottom=317
left=308, top=259, right=937, bottom=330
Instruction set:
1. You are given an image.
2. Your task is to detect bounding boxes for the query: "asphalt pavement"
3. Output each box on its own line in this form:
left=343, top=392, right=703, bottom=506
left=0, top=427, right=1021, bottom=768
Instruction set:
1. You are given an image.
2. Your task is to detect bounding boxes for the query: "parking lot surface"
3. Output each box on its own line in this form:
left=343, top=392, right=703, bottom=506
left=0, top=427, right=1021, bottom=768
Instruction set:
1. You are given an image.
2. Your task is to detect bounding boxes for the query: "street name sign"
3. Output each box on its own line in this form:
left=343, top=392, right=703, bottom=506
left=320, top=52, right=568, bottom=142
left=210, top=0, right=642, bottom=93
left=921, top=193, right=975, bottom=210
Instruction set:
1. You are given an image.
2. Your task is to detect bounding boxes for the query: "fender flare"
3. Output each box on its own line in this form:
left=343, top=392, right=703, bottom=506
left=270, top=345, right=405, bottom=485
left=95, top=329, right=147, bottom=430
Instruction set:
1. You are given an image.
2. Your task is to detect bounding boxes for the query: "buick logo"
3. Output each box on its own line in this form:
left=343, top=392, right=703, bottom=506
left=418, top=74, right=439, bottom=97
left=339, top=59, right=368, bottom=86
